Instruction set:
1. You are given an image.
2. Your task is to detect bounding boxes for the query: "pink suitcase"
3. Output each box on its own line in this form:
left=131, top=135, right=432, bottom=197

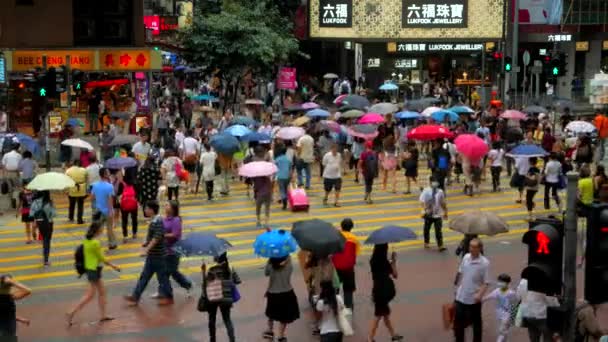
left=288, top=187, right=309, bottom=212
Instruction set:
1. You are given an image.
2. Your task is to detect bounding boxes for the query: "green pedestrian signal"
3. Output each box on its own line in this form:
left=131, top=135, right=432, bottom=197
left=552, top=67, right=559, bottom=76
left=505, top=63, right=512, bottom=72
left=39, top=88, right=46, bottom=96
left=75, top=82, right=81, bottom=90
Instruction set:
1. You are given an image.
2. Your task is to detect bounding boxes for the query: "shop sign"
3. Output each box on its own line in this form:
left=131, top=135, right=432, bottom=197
left=396, top=43, right=427, bottom=52
left=547, top=34, right=572, bottom=42
left=277, top=67, right=297, bottom=90
left=0, top=56, right=5, bottom=85
left=576, top=41, right=589, bottom=52
left=160, top=16, right=179, bottom=31
left=395, top=59, right=418, bottom=69
left=402, top=0, right=467, bottom=28
left=367, top=58, right=381, bottom=68
left=11, top=51, right=95, bottom=71
left=144, top=15, right=160, bottom=35
left=319, top=0, right=352, bottom=27
left=100, top=50, right=151, bottom=71
left=145, top=15, right=179, bottom=35
left=603, top=40, right=608, bottom=51
left=392, top=42, right=482, bottom=53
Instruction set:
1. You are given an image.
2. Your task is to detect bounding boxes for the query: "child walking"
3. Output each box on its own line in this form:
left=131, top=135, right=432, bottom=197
left=483, top=273, right=518, bottom=342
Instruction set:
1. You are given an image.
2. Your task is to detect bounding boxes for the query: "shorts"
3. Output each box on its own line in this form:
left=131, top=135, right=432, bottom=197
left=323, top=178, right=342, bottom=192
left=86, top=268, right=102, bottom=283
left=21, top=213, right=33, bottom=222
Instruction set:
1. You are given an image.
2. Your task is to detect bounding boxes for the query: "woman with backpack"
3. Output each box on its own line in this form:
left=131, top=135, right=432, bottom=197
left=117, top=176, right=139, bottom=243
left=358, top=141, right=378, bottom=204
left=66, top=222, right=120, bottom=325
left=202, top=253, right=237, bottom=342
left=161, top=149, right=184, bottom=201
left=30, top=191, right=56, bottom=267
left=263, top=255, right=300, bottom=342
left=17, top=181, right=35, bottom=244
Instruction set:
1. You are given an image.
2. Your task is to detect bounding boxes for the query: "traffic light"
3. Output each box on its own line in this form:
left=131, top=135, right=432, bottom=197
left=72, top=70, right=84, bottom=94
left=34, top=70, right=47, bottom=97
left=55, top=65, right=67, bottom=93
left=505, top=56, right=512, bottom=72
left=585, top=203, right=608, bottom=304
left=550, top=57, right=560, bottom=76
left=522, top=218, right=564, bottom=296
left=45, top=67, right=57, bottom=98
left=557, top=52, right=568, bottom=77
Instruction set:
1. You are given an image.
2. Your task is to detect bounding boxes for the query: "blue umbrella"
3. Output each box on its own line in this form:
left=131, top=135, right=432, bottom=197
left=306, top=109, right=330, bottom=118
left=449, top=105, right=475, bottom=114
left=105, top=157, right=138, bottom=169
left=231, top=115, right=257, bottom=127
left=431, top=110, right=460, bottom=123
left=210, top=133, right=240, bottom=155
left=506, top=144, right=548, bottom=157
left=174, top=65, right=187, bottom=71
left=192, top=94, right=217, bottom=102
left=395, top=111, right=420, bottom=120
left=14, top=133, right=41, bottom=157
left=364, top=225, right=417, bottom=245
left=225, top=124, right=252, bottom=137
left=66, top=118, right=85, bottom=127
left=253, top=229, right=299, bottom=258
left=379, top=83, right=399, bottom=91
left=174, top=232, right=232, bottom=257
left=243, top=132, right=271, bottom=143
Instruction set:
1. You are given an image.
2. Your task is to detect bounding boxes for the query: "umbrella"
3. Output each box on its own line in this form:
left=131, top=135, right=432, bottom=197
left=449, top=212, right=509, bottom=236
left=448, top=105, right=475, bottom=114
left=66, top=118, right=85, bottom=127
left=523, top=105, right=547, bottom=114
left=253, top=229, right=299, bottom=258
left=407, top=124, right=454, bottom=141
left=506, top=144, right=548, bottom=158
left=348, top=125, right=378, bottom=140
left=173, top=232, right=232, bottom=257
left=276, top=126, right=305, bottom=140
left=565, top=121, right=596, bottom=134
left=341, top=95, right=370, bottom=110
left=231, top=116, right=257, bottom=127
left=8, top=133, right=40, bottom=156
left=302, top=102, right=320, bottom=110
left=283, top=105, right=305, bottom=113
left=244, top=98, right=264, bottom=105
left=27, top=172, right=75, bottom=191
left=109, top=134, right=139, bottom=146
left=395, top=111, right=420, bottom=120
left=364, top=225, right=417, bottom=245
left=333, top=94, right=348, bottom=105
left=306, top=109, right=331, bottom=118
left=225, top=124, right=252, bottom=137
left=369, top=103, right=399, bottom=115
left=358, top=113, right=385, bottom=125
left=210, top=133, right=240, bottom=155
left=341, top=109, right=365, bottom=119
left=239, top=161, right=278, bottom=178
left=105, top=157, right=138, bottom=169
left=292, top=116, right=311, bottom=127
left=192, top=94, right=217, bottom=102
left=324, top=73, right=339, bottom=79
left=243, top=132, right=271, bottom=143
left=500, top=110, right=527, bottom=120
left=454, top=134, right=489, bottom=161
left=431, top=110, right=460, bottom=123
left=110, top=111, right=131, bottom=120
left=379, top=83, right=399, bottom=91
left=421, top=106, right=443, bottom=117
left=61, top=138, right=94, bottom=150
left=320, top=120, right=341, bottom=133
left=292, top=219, right=345, bottom=256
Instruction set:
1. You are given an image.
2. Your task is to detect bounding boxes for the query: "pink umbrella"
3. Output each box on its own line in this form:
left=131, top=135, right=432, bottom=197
left=454, top=134, right=489, bottom=161
left=239, top=161, right=278, bottom=178
left=500, top=110, right=527, bottom=120
left=302, top=102, right=320, bottom=110
left=347, top=128, right=378, bottom=140
left=321, top=120, right=341, bottom=133
left=333, top=94, right=348, bottom=105
left=276, top=126, right=305, bottom=140
left=358, top=113, right=384, bottom=124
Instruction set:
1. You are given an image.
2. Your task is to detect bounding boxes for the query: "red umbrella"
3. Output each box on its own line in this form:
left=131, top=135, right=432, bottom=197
left=406, top=124, right=454, bottom=141
left=454, top=134, right=489, bottom=161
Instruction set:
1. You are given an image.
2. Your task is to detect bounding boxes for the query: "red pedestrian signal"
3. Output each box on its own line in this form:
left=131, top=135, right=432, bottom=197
left=585, top=204, right=608, bottom=304
left=522, top=218, right=563, bottom=296
left=536, top=231, right=550, bottom=254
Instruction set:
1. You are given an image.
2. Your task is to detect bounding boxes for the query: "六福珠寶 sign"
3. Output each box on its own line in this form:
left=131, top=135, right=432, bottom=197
left=392, top=42, right=482, bottom=53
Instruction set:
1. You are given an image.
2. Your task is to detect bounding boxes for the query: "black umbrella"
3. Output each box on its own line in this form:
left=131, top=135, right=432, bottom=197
left=523, top=105, right=547, bottom=114
left=341, top=95, right=370, bottom=110
left=292, top=219, right=345, bottom=256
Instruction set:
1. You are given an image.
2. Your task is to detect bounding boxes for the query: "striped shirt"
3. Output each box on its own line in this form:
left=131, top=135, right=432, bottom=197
left=146, top=215, right=166, bottom=257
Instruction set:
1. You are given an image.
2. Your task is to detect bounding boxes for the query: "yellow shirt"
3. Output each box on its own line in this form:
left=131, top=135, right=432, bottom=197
left=578, top=177, right=594, bottom=205
left=341, top=231, right=361, bottom=255
left=66, top=166, right=88, bottom=197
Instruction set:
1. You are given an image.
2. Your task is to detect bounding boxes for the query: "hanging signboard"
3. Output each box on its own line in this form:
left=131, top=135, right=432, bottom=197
left=277, top=67, right=297, bottom=90
left=402, top=0, right=468, bottom=28
left=319, top=0, right=352, bottom=27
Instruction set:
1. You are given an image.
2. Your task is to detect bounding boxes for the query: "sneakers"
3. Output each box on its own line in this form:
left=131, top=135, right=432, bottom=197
left=149, top=292, right=161, bottom=299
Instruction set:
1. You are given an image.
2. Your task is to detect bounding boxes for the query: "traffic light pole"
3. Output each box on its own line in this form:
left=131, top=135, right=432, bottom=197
left=511, top=0, right=519, bottom=106
left=563, top=171, right=579, bottom=341
left=66, top=55, right=71, bottom=118
left=42, top=55, right=51, bottom=172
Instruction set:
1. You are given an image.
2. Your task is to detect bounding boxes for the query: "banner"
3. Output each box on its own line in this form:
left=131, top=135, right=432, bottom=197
left=11, top=51, right=95, bottom=71
left=277, top=67, right=297, bottom=90
left=516, top=0, right=563, bottom=25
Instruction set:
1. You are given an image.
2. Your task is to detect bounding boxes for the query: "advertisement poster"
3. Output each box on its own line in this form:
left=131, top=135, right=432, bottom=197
left=135, top=116, right=150, bottom=133
left=48, top=112, right=62, bottom=134
left=278, top=67, right=297, bottom=90
left=516, top=0, right=563, bottom=24
left=135, top=77, right=150, bottom=113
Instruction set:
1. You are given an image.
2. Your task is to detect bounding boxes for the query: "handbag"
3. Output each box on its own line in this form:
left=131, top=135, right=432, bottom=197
left=442, top=302, right=455, bottom=330
left=214, top=159, right=221, bottom=176
left=337, top=302, right=354, bottom=336
left=197, top=269, right=208, bottom=312
left=232, top=283, right=241, bottom=303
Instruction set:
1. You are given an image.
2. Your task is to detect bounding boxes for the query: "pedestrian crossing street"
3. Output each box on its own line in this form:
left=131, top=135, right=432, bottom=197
left=0, top=168, right=563, bottom=291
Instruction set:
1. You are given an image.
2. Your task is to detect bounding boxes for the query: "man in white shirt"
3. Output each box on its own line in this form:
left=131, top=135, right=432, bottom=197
left=131, top=132, right=151, bottom=166
left=322, top=143, right=342, bottom=207
left=419, top=177, right=447, bottom=251
left=296, top=133, right=315, bottom=189
left=2, top=145, right=22, bottom=173
left=453, top=238, right=490, bottom=342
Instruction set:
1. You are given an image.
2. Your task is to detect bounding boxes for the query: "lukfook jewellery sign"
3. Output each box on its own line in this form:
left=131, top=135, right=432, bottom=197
left=319, top=0, right=353, bottom=27
left=402, top=0, right=468, bottom=28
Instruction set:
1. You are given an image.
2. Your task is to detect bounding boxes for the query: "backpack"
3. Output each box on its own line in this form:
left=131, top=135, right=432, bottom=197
left=205, top=266, right=234, bottom=304
left=340, top=82, right=349, bottom=94
left=365, top=152, right=379, bottom=178
left=74, top=244, right=86, bottom=277
left=29, top=198, right=47, bottom=221
left=120, top=182, right=138, bottom=212
left=437, top=155, right=449, bottom=170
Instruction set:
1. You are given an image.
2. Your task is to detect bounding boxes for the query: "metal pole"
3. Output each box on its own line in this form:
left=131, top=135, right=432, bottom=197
left=42, top=55, right=50, bottom=171
left=511, top=0, right=520, bottom=107
left=563, top=171, right=579, bottom=341
left=66, top=55, right=71, bottom=118
left=481, top=51, right=486, bottom=108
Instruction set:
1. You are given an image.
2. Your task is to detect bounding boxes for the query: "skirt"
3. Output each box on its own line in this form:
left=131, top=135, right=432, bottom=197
left=265, top=290, right=300, bottom=324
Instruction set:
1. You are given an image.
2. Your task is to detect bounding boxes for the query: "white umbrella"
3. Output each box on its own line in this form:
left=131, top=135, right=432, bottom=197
left=421, top=106, right=443, bottom=117
left=565, top=121, right=596, bottom=134
left=369, top=103, right=399, bottom=115
left=61, top=138, right=94, bottom=150
left=27, top=172, right=76, bottom=191
left=323, top=73, right=339, bottom=79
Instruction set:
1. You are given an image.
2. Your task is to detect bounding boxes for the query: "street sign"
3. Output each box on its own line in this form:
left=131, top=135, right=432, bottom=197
left=523, top=50, right=531, bottom=66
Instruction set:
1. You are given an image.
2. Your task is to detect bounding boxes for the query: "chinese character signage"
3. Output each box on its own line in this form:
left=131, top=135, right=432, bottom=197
left=319, top=0, right=352, bottom=27
left=403, top=0, right=467, bottom=28
left=145, top=15, right=179, bottom=35
left=100, top=50, right=151, bottom=71
left=395, top=59, right=418, bottom=68
left=367, top=58, right=381, bottom=68
left=144, top=15, right=160, bottom=35
left=390, top=42, right=482, bottom=53
left=547, top=34, right=572, bottom=42
left=278, top=67, right=297, bottom=90
left=11, top=51, right=96, bottom=71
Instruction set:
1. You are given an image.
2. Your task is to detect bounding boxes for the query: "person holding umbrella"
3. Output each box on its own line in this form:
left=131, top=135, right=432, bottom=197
left=65, top=159, right=88, bottom=225
left=239, top=161, right=277, bottom=228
